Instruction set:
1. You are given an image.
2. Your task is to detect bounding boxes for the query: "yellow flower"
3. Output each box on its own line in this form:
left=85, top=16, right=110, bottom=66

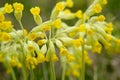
left=64, top=9, right=71, bottom=14
left=37, top=53, right=45, bottom=63
left=37, top=39, right=46, bottom=46
left=72, top=38, right=84, bottom=47
left=0, top=12, right=5, bottom=21
left=30, top=6, right=40, bottom=15
left=105, top=34, right=111, bottom=41
left=4, top=3, right=13, bottom=13
left=10, top=57, right=17, bottom=67
left=60, top=48, right=68, bottom=56
left=28, top=32, right=37, bottom=40
left=0, top=32, right=11, bottom=42
left=87, top=29, right=94, bottom=36
left=102, top=0, right=107, bottom=5
left=104, top=42, right=111, bottom=49
left=72, top=70, right=80, bottom=77
left=67, top=54, right=75, bottom=62
left=41, top=25, right=51, bottom=31
left=28, top=44, right=34, bottom=52
left=66, top=0, right=73, bottom=7
left=13, top=2, right=24, bottom=12
left=56, top=2, right=65, bottom=11
left=92, top=41, right=102, bottom=53
left=93, top=4, right=102, bottom=13
left=16, top=62, right=22, bottom=68
left=75, top=10, right=83, bottom=19
left=98, top=15, right=105, bottom=22
left=76, top=24, right=86, bottom=32
left=0, top=21, right=13, bottom=30
left=52, top=54, right=59, bottom=62
left=68, top=32, right=76, bottom=37
left=52, top=19, right=62, bottom=28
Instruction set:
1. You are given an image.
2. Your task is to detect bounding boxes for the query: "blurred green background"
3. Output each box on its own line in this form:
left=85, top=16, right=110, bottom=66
left=0, top=0, right=120, bottom=80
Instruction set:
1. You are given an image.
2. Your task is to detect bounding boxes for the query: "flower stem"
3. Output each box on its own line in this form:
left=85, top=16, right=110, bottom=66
left=81, top=44, right=85, bottom=80
left=62, top=61, right=66, bottom=80
left=9, top=65, right=16, bottom=80
left=50, top=59, right=56, bottom=80
left=18, top=20, right=24, bottom=30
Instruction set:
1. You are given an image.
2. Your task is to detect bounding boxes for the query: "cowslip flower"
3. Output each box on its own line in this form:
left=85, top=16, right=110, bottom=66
left=30, top=6, right=40, bottom=16
left=4, top=3, right=13, bottom=13
left=13, top=2, right=24, bottom=12
left=93, top=4, right=102, bottom=13
left=56, top=2, right=65, bottom=11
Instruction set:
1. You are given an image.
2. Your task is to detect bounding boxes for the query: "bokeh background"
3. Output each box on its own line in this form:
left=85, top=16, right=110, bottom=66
left=0, top=0, right=120, bottom=80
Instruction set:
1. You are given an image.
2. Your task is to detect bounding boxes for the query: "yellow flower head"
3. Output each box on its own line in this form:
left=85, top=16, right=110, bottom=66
left=56, top=2, right=65, bottom=11
left=28, top=32, right=37, bottom=40
left=37, top=53, right=45, bottom=63
left=87, top=29, right=94, bottom=36
left=37, top=39, right=46, bottom=46
left=64, top=9, right=71, bottom=14
left=72, top=38, right=84, bottom=47
left=4, top=3, right=13, bottom=13
left=30, top=6, right=40, bottom=15
left=0, top=32, right=11, bottom=42
left=52, top=54, right=59, bottom=62
left=93, top=4, right=102, bottom=13
left=28, top=44, right=34, bottom=52
left=92, top=41, right=102, bottom=53
left=41, top=25, right=51, bottom=31
left=105, top=34, right=111, bottom=41
left=0, top=12, right=5, bottom=21
left=52, top=19, right=62, bottom=28
left=76, top=24, right=86, bottom=32
left=75, top=10, right=83, bottom=19
left=60, top=48, right=68, bottom=56
left=67, top=54, right=75, bottom=62
left=13, top=2, right=24, bottom=12
left=66, top=0, right=73, bottom=7
left=102, top=0, right=107, bottom=5
left=98, top=15, right=105, bottom=22
left=0, top=21, right=13, bottom=30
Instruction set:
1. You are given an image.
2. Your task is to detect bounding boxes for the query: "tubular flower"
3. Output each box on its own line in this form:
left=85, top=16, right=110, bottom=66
left=28, top=32, right=37, bottom=40
left=13, top=2, right=24, bottom=12
left=4, top=3, right=13, bottom=13
left=60, top=48, right=68, bottom=56
left=30, top=6, right=40, bottom=16
left=52, top=19, right=62, bottom=28
left=102, top=0, right=107, bottom=5
left=75, top=10, right=83, bottom=19
left=66, top=0, right=73, bottom=7
left=72, top=38, right=84, bottom=47
left=76, top=24, right=86, bottom=32
left=93, top=4, right=102, bottom=13
left=56, top=2, right=65, bottom=11
left=98, top=15, right=105, bottom=22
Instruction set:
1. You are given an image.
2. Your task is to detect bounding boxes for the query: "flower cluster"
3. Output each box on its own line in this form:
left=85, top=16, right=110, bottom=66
left=0, top=0, right=120, bottom=80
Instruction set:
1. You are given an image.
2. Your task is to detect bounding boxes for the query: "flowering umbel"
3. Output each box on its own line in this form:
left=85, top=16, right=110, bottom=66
left=0, top=0, right=119, bottom=80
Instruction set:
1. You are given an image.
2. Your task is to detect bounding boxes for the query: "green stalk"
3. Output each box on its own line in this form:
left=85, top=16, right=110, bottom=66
left=50, top=59, right=56, bottom=80
left=22, top=66, right=27, bottom=80
left=9, top=65, right=16, bottom=80
left=81, top=44, right=85, bottom=80
left=42, top=63, right=48, bottom=80
left=18, top=20, right=24, bottom=30
left=62, top=61, right=66, bottom=80
left=30, top=66, right=34, bottom=80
